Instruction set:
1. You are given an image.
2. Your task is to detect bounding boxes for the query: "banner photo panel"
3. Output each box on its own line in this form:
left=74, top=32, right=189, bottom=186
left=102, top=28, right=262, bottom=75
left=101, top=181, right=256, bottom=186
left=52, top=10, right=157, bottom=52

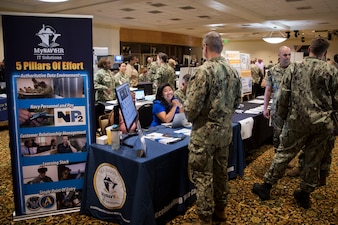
left=1, top=13, right=94, bottom=220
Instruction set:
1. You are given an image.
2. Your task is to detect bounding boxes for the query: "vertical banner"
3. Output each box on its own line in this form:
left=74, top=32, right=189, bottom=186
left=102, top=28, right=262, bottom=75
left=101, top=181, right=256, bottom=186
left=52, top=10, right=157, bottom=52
left=1, top=13, right=94, bottom=220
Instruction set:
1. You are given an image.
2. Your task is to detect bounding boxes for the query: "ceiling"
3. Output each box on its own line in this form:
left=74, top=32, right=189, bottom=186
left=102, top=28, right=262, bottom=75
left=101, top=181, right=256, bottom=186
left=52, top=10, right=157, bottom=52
left=1, top=0, right=338, bottom=41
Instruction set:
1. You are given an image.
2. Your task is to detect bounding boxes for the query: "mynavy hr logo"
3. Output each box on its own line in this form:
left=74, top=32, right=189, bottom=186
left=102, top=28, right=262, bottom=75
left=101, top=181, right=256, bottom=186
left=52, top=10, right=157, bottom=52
left=36, top=24, right=61, bottom=48
left=34, top=24, right=65, bottom=60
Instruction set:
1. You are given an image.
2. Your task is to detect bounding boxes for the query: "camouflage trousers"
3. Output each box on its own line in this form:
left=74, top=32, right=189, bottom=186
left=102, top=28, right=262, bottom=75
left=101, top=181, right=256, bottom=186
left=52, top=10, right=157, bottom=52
left=271, top=111, right=284, bottom=150
left=188, top=140, right=230, bottom=220
left=264, top=122, right=333, bottom=193
left=297, top=133, right=335, bottom=178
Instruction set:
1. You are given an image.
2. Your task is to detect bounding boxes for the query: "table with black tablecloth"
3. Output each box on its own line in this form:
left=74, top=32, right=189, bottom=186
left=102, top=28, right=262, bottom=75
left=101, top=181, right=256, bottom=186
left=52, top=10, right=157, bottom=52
left=81, top=124, right=245, bottom=225
left=232, top=99, right=273, bottom=153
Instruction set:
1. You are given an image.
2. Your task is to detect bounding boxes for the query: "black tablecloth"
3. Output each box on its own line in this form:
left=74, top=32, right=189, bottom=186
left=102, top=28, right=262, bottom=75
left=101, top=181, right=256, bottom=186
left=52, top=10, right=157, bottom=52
left=81, top=124, right=245, bottom=224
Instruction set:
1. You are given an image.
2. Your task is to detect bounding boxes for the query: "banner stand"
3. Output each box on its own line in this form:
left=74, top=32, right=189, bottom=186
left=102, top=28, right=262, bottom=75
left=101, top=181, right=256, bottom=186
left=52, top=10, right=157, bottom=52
left=2, top=12, right=94, bottom=220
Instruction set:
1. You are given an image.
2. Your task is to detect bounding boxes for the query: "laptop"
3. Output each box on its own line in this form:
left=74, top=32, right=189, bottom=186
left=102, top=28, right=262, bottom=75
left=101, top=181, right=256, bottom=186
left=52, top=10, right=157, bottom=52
left=172, top=113, right=190, bottom=128
left=134, top=89, right=146, bottom=101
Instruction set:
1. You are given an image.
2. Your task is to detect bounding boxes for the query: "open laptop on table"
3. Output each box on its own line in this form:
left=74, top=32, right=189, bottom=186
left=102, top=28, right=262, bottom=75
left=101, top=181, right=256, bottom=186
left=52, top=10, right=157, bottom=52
left=172, top=113, right=191, bottom=128
left=134, top=89, right=147, bottom=102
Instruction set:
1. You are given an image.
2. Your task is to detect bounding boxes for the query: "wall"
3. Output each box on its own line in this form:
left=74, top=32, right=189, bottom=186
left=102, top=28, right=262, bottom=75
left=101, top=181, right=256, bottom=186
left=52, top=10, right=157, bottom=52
left=0, top=18, right=337, bottom=64
left=92, top=24, right=120, bottom=56
left=222, top=39, right=338, bottom=64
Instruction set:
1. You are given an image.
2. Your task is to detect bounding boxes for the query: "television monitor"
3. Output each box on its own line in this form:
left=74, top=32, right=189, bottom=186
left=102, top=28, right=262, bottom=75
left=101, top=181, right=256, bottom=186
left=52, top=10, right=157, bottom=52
left=114, top=55, right=124, bottom=63
left=115, top=83, right=138, bottom=133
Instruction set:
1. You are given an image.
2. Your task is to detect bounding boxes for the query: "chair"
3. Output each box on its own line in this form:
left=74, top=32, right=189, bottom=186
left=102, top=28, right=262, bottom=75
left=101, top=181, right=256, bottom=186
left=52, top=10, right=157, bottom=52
left=98, top=113, right=111, bottom=136
left=137, top=103, right=153, bottom=129
left=95, top=102, right=106, bottom=132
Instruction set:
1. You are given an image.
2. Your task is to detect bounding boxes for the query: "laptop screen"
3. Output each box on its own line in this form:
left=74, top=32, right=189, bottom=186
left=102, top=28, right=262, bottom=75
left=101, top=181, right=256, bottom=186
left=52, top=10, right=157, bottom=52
left=134, top=90, right=145, bottom=100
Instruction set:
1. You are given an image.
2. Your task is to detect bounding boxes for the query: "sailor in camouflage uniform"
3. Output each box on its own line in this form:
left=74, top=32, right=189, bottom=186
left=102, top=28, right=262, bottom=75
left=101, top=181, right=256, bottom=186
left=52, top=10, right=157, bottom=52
left=174, top=73, right=190, bottom=104
left=263, top=46, right=292, bottom=151
left=152, top=52, right=176, bottom=91
left=125, top=54, right=139, bottom=87
left=114, top=62, right=129, bottom=86
left=253, top=37, right=338, bottom=209
left=184, top=31, right=241, bottom=224
left=94, top=57, right=116, bottom=101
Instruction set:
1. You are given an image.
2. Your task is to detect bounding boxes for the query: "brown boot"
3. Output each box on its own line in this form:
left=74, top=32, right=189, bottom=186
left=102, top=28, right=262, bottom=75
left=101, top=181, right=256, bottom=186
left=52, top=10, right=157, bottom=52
left=213, top=206, right=226, bottom=222
left=287, top=157, right=297, bottom=168
left=287, top=167, right=301, bottom=177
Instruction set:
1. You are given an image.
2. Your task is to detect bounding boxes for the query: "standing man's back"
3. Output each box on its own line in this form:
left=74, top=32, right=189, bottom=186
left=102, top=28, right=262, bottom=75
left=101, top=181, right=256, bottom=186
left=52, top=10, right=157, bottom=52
left=184, top=31, right=241, bottom=224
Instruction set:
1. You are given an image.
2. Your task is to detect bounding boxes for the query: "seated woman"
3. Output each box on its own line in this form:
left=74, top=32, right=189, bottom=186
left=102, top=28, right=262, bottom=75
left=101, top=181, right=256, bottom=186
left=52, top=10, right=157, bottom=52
left=150, top=83, right=184, bottom=127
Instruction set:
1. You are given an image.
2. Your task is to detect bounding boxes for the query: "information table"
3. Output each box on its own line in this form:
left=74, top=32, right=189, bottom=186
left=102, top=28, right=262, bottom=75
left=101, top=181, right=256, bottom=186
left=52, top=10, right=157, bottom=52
left=81, top=125, right=245, bottom=225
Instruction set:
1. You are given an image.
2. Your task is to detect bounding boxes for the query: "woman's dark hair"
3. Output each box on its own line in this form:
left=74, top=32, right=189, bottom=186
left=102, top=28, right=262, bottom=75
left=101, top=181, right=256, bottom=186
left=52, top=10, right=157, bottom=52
left=157, top=52, right=168, bottom=63
left=125, top=54, right=136, bottom=62
left=97, top=57, right=109, bottom=68
left=155, top=82, right=173, bottom=110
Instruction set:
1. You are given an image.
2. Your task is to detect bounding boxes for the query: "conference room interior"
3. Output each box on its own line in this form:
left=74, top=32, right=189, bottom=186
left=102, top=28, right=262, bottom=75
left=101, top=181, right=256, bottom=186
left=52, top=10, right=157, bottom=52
left=0, top=1, right=338, bottom=224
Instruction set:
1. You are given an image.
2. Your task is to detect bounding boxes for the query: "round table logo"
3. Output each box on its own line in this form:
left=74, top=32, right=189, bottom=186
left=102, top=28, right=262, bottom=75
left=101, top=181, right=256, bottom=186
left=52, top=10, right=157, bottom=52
left=94, top=163, right=126, bottom=209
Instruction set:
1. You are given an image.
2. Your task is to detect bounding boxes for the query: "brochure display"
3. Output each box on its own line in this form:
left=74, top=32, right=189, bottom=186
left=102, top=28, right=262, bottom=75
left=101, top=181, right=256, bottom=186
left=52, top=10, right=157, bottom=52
left=222, top=50, right=252, bottom=97
left=1, top=13, right=94, bottom=220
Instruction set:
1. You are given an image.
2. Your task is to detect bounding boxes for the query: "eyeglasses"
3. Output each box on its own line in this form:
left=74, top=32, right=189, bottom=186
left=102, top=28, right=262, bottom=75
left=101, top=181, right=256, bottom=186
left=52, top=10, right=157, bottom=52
left=282, top=54, right=291, bottom=57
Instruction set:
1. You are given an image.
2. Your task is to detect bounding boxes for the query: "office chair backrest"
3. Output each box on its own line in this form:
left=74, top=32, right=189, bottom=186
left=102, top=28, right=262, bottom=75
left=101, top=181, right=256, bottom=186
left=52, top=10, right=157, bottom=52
left=137, top=103, right=153, bottom=129
left=98, top=113, right=110, bottom=135
left=95, top=102, right=106, bottom=131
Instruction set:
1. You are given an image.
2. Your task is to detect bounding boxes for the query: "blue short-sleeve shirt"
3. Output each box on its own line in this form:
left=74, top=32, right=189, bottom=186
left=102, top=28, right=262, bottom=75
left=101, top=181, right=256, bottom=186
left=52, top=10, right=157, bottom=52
left=150, top=99, right=180, bottom=127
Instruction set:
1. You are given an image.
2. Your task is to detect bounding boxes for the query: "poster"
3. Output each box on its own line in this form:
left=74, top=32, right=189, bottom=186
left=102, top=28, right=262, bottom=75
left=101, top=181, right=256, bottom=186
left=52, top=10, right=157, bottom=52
left=1, top=13, right=94, bottom=219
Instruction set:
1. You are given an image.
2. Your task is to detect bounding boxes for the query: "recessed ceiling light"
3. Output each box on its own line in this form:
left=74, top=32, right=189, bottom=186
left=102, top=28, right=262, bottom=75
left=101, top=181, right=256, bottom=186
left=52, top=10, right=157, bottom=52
left=39, top=0, right=69, bottom=2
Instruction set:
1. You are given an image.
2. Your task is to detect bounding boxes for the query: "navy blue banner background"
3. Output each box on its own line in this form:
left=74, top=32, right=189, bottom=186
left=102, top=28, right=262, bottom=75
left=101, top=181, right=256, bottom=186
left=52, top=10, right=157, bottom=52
left=2, top=13, right=94, bottom=219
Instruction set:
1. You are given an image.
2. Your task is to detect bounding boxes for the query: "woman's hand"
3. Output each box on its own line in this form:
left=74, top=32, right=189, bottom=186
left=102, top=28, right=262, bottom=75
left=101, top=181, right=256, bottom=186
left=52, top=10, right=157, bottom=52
left=172, top=99, right=182, bottom=108
left=172, top=99, right=184, bottom=112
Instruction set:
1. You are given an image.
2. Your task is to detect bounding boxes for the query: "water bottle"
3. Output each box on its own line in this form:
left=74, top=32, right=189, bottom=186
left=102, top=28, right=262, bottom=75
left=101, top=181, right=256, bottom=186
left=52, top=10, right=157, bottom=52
left=111, top=124, right=120, bottom=150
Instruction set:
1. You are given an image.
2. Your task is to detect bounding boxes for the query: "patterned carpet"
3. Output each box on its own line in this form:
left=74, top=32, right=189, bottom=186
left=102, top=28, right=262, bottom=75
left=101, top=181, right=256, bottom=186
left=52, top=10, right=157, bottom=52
left=0, top=122, right=337, bottom=224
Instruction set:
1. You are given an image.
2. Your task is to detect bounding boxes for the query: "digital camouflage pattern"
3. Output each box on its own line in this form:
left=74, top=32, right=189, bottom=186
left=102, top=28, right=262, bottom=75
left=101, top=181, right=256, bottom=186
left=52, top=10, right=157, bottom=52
left=264, top=57, right=338, bottom=193
left=184, top=56, right=241, bottom=219
left=250, top=64, right=263, bottom=84
left=174, top=88, right=186, bottom=104
left=152, top=63, right=176, bottom=90
left=267, top=63, right=292, bottom=148
left=94, top=68, right=116, bottom=101
left=114, top=71, right=129, bottom=86
left=125, top=64, right=138, bottom=87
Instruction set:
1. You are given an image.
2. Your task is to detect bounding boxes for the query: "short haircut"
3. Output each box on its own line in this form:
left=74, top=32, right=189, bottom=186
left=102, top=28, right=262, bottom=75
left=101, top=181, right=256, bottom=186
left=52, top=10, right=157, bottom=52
left=203, top=31, right=223, bottom=54
left=157, top=52, right=168, bottom=63
left=97, top=57, right=110, bottom=68
left=182, top=74, right=191, bottom=83
left=126, top=54, right=136, bottom=62
left=310, top=37, right=330, bottom=56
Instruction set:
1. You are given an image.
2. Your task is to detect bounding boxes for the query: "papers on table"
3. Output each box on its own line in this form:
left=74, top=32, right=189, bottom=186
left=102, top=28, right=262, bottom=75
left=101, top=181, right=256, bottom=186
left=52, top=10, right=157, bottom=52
left=144, top=132, right=186, bottom=144
left=174, top=128, right=191, bottom=136
left=248, top=99, right=265, bottom=104
left=244, top=105, right=265, bottom=114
